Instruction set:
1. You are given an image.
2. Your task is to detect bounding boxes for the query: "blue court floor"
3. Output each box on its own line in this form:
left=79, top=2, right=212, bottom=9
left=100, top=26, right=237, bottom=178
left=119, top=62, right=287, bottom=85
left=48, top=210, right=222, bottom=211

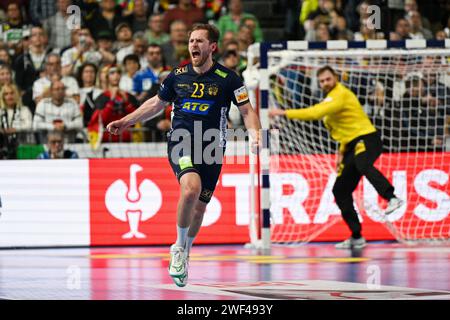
left=0, top=243, right=449, bottom=300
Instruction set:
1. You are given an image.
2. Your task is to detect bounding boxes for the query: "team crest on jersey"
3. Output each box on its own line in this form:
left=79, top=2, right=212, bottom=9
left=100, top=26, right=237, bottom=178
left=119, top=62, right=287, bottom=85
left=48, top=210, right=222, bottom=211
left=208, top=84, right=219, bottom=96
left=175, top=66, right=188, bottom=75
left=234, top=86, right=249, bottom=104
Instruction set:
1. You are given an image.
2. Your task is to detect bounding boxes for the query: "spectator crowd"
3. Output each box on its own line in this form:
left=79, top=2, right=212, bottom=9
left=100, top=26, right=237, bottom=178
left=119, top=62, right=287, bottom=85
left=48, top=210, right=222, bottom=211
left=0, top=0, right=448, bottom=159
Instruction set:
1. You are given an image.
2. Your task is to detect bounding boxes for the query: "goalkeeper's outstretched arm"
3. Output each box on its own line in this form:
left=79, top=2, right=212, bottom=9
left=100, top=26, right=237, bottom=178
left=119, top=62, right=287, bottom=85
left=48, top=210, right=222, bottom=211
left=107, top=95, right=168, bottom=135
left=268, top=96, right=343, bottom=121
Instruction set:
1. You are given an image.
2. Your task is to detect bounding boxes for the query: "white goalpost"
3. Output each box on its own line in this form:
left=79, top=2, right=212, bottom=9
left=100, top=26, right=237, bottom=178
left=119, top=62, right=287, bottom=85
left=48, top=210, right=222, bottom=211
left=245, top=40, right=450, bottom=247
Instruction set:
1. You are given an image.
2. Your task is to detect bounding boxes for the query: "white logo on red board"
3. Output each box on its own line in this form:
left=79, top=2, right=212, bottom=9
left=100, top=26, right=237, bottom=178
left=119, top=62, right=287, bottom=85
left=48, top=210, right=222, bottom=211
left=105, top=164, right=162, bottom=239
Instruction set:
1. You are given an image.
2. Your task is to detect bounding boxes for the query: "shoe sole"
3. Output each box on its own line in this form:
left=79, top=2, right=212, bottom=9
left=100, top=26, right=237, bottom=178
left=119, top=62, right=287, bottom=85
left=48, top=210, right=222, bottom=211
left=171, top=273, right=187, bottom=287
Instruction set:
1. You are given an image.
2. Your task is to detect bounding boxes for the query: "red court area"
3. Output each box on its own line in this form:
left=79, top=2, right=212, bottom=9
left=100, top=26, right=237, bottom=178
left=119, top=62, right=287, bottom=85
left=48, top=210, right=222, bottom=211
left=0, top=243, right=449, bottom=300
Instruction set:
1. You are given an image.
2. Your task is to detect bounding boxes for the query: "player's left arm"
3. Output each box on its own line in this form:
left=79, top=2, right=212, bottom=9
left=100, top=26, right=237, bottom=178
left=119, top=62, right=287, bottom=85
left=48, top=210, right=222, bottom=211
left=239, top=102, right=262, bottom=151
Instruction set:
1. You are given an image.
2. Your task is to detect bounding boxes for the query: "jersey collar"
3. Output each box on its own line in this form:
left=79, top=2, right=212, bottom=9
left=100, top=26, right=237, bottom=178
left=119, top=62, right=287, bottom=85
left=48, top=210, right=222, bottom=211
left=189, top=61, right=218, bottom=77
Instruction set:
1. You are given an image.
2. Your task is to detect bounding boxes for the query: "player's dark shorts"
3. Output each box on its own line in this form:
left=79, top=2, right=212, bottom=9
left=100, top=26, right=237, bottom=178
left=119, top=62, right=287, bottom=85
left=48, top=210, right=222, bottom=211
left=167, top=135, right=224, bottom=204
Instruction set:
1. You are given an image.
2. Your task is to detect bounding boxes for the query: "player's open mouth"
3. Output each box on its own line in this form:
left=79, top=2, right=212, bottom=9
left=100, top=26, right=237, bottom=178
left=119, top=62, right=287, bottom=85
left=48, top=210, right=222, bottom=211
left=192, top=51, right=200, bottom=58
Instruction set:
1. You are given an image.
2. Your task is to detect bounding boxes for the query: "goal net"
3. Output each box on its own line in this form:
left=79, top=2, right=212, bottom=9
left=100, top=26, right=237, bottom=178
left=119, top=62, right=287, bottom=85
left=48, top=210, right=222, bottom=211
left=247, top=41, right=450, bottom=245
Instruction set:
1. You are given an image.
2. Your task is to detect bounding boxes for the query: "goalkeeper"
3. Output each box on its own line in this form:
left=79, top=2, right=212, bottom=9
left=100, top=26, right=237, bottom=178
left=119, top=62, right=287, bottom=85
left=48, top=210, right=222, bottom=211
left=269, top=65, right=403, bottom=249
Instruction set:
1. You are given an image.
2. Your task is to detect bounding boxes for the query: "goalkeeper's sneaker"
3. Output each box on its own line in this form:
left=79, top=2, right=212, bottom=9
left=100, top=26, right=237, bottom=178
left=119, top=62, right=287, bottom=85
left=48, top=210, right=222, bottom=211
left=384, top=197, right=404, bottom=215
left=335, top=237, right=367, bottom=250
left=173, top=256, right=189, bottom=287
left=169, top=244, right=187, bottom=280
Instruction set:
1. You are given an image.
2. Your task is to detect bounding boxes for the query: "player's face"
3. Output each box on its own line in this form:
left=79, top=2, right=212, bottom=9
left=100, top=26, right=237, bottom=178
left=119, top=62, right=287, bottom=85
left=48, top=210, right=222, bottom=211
left=189, top=30, right=216, bottom=67
left=318, top=70, right=337, bottom=94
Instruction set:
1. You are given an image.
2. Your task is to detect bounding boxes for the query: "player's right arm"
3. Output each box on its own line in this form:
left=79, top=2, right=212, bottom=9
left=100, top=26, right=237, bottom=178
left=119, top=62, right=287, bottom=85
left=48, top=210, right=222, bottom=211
left=108, top=69, right=177, bottom=135
left=106, top=95, right=168, bottom=135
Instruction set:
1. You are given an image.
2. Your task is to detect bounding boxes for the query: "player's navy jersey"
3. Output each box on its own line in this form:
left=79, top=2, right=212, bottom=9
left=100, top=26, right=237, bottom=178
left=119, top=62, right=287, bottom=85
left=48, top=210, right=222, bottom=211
left=158, top=62, right=249, bottom=146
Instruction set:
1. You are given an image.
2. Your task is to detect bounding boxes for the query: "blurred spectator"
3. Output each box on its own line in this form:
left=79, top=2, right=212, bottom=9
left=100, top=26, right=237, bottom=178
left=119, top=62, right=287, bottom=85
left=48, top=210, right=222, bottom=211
left=61, top=28, right=102, bottom=77
left=0, top=48, right=12, bottom=66
left=33, top=79, right=83, bottom=136
left=0, top=84, right=32, bottom=159
left=1, top=3, right=27, bottom=58
left=13, top=26, right=52, bottom=94
left=96, top=30, right=116, bottom=65
left=241, top=16, right=261, bottom=40
left=29, top=0, right=57, bottom=24
left=116, top=31, right=148, bottom=68
left=390, top=18, right=412, bottom=40
left=219, top=30, right=236, bottom=53
left=305, top=21, right=330, bottom=41
left=236, top=25, right=254, bottom=55
left=43, top=0, right=75, bottom=50
left=365, top=81, right=402, bottom=152
left=163, top=0, right=206, bottom=33
left=88, top=65, right=138, bottom=143
left=119, top=54, right=141, bottom=94
left=281, top=0, right=301, bottom=39
left=32, top=53, right=80, bottom=104
left=37, top=130, right=79, bottom=159
left=422, top=56, right=450, bottom=112
left=145, top=13, right=170, bottom=46
left=300, top=0, right=319, bottom=26
left=86, top=0, right=128, bottom=41
left=142, top=70, right=172, bottom=141
left=304, top=0, right=337, bottom=35
left=77, top=63, right=103, bottom=127
left=220, top=49, right=241, bottom=77
left=161, top=20, right=188, bottom=68
left=217, top=0, right=263, bottom=43
left=193, top=0, right=226, bottom=22
left=435, top=30, right=446, bottom=40
left=0, top=64, right=13, bottom=90
left=2, top=3, right=25, bottom=29
left=354, top=18, right=385, bottom=41
left=406, top=10, right=433, bottom=40
left=221, top=39, right=246, bottom=72
left=400, top=76, right=444, bottom=151
left=343, top=0, right=366, bottom=32
left=403, top=0, right=431, bottom=30
left=98, top=64, right=110, bottom=90
left=329, top=13, right=353, bottom=40
left=134, top=44, right=170, bottom=102
left=129, top=0, right=150, bottom=33
left=445, top=17, right=450, bottom=38
left=114, top=23, right=134, bottom=51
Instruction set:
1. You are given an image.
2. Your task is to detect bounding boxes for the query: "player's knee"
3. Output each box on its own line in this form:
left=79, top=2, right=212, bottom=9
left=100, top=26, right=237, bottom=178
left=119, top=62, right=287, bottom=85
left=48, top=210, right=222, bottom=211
left=181, top=183, right=201, bottom=202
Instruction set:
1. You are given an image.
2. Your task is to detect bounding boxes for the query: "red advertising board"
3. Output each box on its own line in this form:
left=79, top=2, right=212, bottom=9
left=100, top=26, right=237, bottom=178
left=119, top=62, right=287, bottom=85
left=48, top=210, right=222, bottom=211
left=89, top=153, right=450, bottom=246
left=89, top=158, right=251, bottom=246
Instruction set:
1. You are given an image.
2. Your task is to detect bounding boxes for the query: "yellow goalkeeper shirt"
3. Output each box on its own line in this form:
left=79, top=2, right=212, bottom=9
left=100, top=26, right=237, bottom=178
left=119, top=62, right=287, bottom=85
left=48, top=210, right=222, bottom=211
left=285, top=82, right=376, bottom=153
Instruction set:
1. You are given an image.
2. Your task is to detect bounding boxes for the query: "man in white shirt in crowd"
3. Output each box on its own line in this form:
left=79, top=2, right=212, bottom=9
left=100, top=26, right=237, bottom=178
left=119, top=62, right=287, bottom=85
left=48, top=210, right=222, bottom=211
left=61, top=27, right=102, bottom=77
left=32, top=53, right=80, bottom=104
left=116, top=31, right=148, bottom=69
left=43, top=0, right=73, bottom=50
left=119, top=54, right=141, bottom=94
left=33, top=79, right=83, bottom=137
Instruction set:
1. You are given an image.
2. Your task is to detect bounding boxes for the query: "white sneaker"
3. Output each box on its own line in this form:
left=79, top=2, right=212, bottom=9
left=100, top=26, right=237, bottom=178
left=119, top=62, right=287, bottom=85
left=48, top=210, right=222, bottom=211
left=384, top=197, right=404, bottom=215
left=168, top=244, right=187, bottom=279
left=173, top=256, right=189, bottom=287
left=335, top=237, right=366, bottom=250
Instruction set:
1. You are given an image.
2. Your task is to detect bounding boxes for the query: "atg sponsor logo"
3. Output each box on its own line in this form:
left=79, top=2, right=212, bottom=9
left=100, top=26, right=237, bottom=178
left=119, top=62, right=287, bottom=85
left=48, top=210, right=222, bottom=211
left=181, top=99, right=214, bottom=115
